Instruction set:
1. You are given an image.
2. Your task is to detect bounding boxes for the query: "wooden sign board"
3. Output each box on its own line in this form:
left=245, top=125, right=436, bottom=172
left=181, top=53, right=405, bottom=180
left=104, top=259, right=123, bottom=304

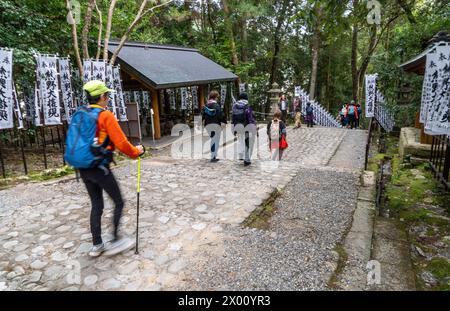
left=119, top=102, right=142, bottom=141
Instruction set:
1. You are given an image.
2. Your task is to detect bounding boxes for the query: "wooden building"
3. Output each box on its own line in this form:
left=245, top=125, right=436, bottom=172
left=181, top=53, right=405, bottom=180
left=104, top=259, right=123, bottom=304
left=108, top=41, right=238, bottom=139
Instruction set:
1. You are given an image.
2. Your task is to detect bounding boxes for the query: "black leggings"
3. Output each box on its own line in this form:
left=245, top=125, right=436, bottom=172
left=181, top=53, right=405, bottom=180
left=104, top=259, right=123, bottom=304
left=80, top=168, right=124, bottom=245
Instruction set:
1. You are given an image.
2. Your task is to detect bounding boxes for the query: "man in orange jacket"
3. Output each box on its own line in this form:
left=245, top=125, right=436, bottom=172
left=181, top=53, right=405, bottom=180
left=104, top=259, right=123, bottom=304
left=81, top=81, right=144, bottom=257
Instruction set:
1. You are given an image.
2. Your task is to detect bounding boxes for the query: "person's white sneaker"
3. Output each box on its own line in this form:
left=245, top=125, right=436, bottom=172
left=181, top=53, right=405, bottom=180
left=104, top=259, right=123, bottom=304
left=103, top=238, right=135, bottom=257
left=89, top=243, right=105, bottom=257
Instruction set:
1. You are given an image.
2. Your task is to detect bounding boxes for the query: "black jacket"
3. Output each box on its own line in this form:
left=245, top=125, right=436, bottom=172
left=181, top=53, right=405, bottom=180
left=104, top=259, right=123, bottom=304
left=202, top=101, right=226, bottom=126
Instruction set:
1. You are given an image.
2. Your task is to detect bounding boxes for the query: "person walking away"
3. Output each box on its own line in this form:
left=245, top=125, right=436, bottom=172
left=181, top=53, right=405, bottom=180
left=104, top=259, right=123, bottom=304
left=65, top=80, right=144, bottom=257
left=232, top=92, right=257, bottom=166
left=356, top=103, right=362, bottom=128
left=341, top=104, right=348, bottom=128
left=202, top=90, right=226, bottom=162
left=347, top=100, right=359, bottom=129
left=267, top=110, right=287, bottom=160
left=294, top=98, right=302, bottom=129
left=305, top=102, right=314, bottom=128
left=279, top=94, right=289, bottom=124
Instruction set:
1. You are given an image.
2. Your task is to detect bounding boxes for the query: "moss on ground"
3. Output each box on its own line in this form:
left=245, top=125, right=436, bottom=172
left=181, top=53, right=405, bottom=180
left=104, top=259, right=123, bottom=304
left=243, top=189, right=281, bottom=230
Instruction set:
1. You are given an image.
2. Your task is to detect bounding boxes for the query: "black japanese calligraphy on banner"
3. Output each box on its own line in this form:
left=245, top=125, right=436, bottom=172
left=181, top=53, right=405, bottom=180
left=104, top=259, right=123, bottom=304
left=12, top=83, right=23, bottom=129
left=58, top=58, right=76, bottom=123
left=168, top=89, right=176, bottom=110
left=113, top=66, right=127, bottom=122
left=180, top=87, right=188, bottom=110
left=191, top=86, right=199, bottom=110
left=105, top=64, right=117, bottom=116
left=92, top=61, right=106, bottom=82
left=424, top=44, right=450, bottom=135
left=420, top=49, right=437, bottom=123
left=0, top=49, right=14, bottom=129
left=365, top=74, right=377, bottom=118
left=239, top=83, right=246, bottom=94
left=38, top=55, right=62, bottom=125
left=124, top=91, right=131, bottom=104
left=133, top=91, right=141, bottom=107
left=220, top=84, right=227, bottom=107
left=142, top=91, right=151, bottom=110
left=428, top=44, right=450, bottom=136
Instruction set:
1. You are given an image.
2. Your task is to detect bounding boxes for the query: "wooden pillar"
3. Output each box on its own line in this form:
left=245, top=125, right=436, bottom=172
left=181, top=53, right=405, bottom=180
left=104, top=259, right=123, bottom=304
left=151, top=88, right=161, bottom=139
left=199, top=85, right=205, bottom=110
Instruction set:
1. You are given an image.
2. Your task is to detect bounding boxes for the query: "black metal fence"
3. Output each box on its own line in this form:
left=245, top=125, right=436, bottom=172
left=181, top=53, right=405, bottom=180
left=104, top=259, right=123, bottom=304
left=430, top=135, right=450, bottom=190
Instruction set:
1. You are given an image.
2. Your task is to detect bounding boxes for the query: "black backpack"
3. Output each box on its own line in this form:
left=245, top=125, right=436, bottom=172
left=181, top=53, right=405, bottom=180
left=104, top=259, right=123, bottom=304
left=232, top=104, right=248, bottom=126
left=203, top=104, right=220, bottom=125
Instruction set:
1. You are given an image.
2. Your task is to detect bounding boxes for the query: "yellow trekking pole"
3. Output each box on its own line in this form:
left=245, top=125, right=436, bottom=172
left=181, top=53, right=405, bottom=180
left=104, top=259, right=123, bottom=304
left=135, top=150, right=143, bottom=254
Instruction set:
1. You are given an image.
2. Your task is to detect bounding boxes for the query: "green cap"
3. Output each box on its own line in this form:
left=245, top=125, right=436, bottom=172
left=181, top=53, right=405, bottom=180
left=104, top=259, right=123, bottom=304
left=83, top=80, right=115, bottom=97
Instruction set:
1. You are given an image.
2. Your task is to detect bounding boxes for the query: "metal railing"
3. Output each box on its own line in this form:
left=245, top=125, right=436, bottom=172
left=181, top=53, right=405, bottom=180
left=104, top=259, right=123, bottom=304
left=430, top=135, right=450, bottom=190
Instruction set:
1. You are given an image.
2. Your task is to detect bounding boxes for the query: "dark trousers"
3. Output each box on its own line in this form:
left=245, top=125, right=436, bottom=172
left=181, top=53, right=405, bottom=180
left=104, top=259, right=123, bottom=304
left=349, top=115, right=356, bottom=129
left=80, top=168, right=124, bottom=246
left=281, top=110, right=287, bottom=123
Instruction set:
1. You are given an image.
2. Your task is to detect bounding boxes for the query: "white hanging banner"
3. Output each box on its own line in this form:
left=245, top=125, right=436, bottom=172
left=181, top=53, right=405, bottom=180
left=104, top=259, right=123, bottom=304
left=12, top=83, right=23, bottom=129
left=294, top=86, right=301, bottom=97
left=91, top=61, right=106, bottom=82
left=142, top=91, right=151, bottom=110
left=191, top=86, right=199, bottom=110
left=59, top=58, right=76, bottom=123
left=82, top=60, right=92, bottom=82
left=38, top=55, right=62, bottom=125
left=105, top=64, right=117, bottom=116
left=113, top=66, right=127, bottom=122
left=220, top=84, right=227, bottom=107
left=168, top=89, right=176, bottom=110
left=33, top=84, right=42, bottom=126
left=180, top=87, right=188, bottom=110
left=0, top=49, right=14, bottom=129
left=133, top=90, right=141, bottom=107
left=124, top=91, right=131, bottom=104
left=420, top=48, right=437, bottom=123
left=428, top=44, right=450, bottom=136
left=239, top=83, right=246, bottom=94
left=365, top=74, right=377, bottom=118
left=424, top=45, right=448, bottom=135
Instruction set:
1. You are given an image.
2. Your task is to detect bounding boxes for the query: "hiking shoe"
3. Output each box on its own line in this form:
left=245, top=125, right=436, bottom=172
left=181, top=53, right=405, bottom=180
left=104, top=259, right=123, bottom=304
left=211, top=158, right=220, bottom=163
left=244, top=161, right=251, bottom=167
left=89, top=243, right=105, bottom=257
left=103, top=238, right=135, bottom=257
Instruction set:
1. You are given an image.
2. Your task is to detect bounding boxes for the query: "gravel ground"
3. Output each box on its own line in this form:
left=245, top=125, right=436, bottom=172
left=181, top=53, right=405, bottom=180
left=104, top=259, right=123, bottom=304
left=182, top=167, right=361, bottom=291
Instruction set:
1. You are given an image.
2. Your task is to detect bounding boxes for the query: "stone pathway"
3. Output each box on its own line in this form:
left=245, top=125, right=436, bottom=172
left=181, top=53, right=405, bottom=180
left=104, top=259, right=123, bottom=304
left=0, top=127, right=366, bottom=291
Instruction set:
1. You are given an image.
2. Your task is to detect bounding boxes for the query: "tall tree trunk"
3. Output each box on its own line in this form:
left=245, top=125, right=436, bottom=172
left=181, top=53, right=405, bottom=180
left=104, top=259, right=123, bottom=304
left=82, top=0, right=95, bottom=60
left=351, top=0, right=359, bottom=101
left=269, top=0, right=290, bottom=85
left=222, top=0, right=239, bottom=68
left=94, top=0, right=103, bottom=60
left=206, top=0, right=217, bottom=44
left=240, top=12, right=248, bottom=63
left=103, top=0, right=118, bottom=62
left=309, top=4, right=323, bottom=100
left=357, top=25, right=378, bottom=101
left=67, top=0, right=83, bottom=75
left=184, top=0, right=194, bottom=45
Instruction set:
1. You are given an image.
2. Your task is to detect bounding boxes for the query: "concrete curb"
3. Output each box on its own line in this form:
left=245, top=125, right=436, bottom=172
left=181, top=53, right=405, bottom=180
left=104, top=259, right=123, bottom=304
left=335, top=170, right=377, bottom=290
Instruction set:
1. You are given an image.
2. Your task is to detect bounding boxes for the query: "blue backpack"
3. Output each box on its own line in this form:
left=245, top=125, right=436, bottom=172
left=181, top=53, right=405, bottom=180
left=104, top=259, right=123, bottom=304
left=64, top=106, right=112, bottom=169
left=348, top=105, right=355, bottom=115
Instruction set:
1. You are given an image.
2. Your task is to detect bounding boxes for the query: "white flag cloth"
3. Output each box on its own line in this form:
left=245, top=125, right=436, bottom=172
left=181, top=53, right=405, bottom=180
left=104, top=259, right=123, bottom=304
left=365, top=74, right=377, bottom=118
left=0, top=49, right=14, bottom=129
left=38, top=55, right=62, bottom=125
left=191, top=86, right=199, bottom=110
left=82, top=60, right=92, bottom=82
left=12, top=83, right=23, bottom=129
left=220, top=84, right=227, bottom=107
left=113, top=66, right=128, bottom=122
left=180, top=87, right=188, bottom=110
left=168, top=89, right=176, bottom=110
left=33, top=84, right=42, bottom=126
left=91, top=61, right=106, bottom=82
left=425, top=44, right=450, bottom=136
left=59, top=58, right=76, bottom=123
left=105, top=64, right=117, bottom=116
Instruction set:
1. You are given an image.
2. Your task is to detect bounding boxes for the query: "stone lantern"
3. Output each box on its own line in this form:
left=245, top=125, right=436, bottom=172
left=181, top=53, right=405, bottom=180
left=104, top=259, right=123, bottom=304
left=268, top=82, right=282, bottom=114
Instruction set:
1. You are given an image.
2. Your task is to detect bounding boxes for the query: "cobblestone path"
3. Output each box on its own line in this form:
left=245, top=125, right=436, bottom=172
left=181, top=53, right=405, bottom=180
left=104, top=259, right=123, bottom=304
left=0, top=127, right=366, bottom=291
